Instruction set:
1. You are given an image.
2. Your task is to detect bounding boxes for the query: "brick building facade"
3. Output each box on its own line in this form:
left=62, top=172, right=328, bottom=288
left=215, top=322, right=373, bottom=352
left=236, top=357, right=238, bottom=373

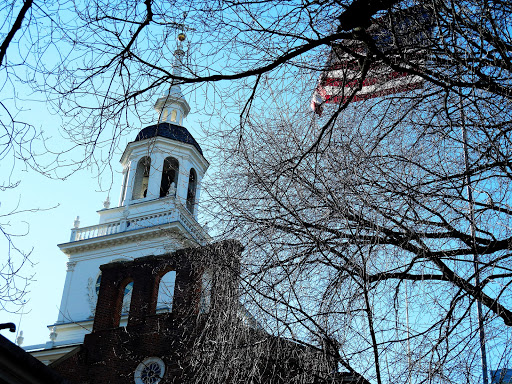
left=49, top=240, right=239, bottom=383
left=48, top=241, right=367, bottom=384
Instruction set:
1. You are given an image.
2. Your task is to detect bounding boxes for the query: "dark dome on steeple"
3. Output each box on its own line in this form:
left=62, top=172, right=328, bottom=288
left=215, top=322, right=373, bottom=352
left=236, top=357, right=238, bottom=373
left=134, top=122, right=203, bottom=155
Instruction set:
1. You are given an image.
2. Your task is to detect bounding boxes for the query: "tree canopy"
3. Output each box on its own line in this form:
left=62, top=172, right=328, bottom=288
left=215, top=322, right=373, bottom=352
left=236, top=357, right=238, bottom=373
left=2, top=0, right=512, bottom=382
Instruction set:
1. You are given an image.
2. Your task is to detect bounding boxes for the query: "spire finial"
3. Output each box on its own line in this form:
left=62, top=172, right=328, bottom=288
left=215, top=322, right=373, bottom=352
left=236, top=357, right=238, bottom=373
left=154, top=31, right=191, bottom=125
left=172, top=32, right=186, bottom=80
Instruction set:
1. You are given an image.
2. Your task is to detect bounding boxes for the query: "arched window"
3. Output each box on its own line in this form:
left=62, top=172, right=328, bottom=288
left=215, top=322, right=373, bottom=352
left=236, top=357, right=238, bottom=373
left=95, top=275, right=133, bottom=314
left=159, top=157, right=179, bottom=197
left=186, top=168, right=197, bottom=213
left=91, top=258, right=133, bottom=317
left=157, top=271, right=176, bottom=312
left=118, top=278, right=134, bottom=326
left=132, top=156, right=151, bottom=200
left=170, top=110, right=177, bottom=122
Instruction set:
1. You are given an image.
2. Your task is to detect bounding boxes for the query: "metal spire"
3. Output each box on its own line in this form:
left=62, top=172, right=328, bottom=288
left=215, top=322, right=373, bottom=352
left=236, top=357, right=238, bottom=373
left=155, top=32, right=191, bottom=125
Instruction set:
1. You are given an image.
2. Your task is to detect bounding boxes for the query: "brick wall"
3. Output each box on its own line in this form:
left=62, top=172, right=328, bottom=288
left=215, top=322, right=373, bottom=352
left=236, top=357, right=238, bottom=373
left=51, top=240, right=242, bottom=384
left=50, top=240, right=367, bottom=384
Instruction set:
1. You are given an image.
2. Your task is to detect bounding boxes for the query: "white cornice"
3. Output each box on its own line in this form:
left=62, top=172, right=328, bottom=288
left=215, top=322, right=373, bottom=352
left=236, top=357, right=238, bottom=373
left=97, top=194, right=175, bottom=215
left=29, top=345, right=81, bottom=365
left=120, top=135, right=209, bottom=172
left=58, top=222, right=201, bottom=256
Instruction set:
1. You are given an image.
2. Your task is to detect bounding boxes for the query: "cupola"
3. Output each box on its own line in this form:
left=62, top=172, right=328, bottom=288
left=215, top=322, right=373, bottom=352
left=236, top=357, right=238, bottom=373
left=116, top=33, right=208, bottom=218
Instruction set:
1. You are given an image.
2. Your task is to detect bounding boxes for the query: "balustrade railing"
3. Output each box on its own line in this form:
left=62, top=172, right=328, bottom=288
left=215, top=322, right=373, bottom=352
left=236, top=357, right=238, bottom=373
left=126, top=211, right=173, bottom=231
left=72, top=222, right=122, bottom=241
left=70, top=205, right=206, bottom=243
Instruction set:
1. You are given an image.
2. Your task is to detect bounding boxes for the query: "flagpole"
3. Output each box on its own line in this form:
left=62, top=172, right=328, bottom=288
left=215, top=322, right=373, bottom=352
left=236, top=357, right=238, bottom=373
left=459, top=89, right=488, bottom=384
left=405, top=280, right=412, bottom=384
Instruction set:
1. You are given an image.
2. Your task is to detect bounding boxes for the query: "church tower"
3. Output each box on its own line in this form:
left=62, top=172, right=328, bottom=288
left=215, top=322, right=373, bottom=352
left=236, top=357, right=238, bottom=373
left=29, top=34, right=211, bottom=363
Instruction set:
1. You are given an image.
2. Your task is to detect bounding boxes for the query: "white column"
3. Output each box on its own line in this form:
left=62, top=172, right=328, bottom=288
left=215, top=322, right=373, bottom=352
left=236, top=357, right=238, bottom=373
left=177, top=159, right=191, bottom=206
left=194, top=174, right=203, bottom=219
left=57, top=261, right=77, bottom=322
left=123, top=160, right=137, bottom=205
left=147, top=151, right=165, bottom=199
left=118, top=166, right=129, bottom=206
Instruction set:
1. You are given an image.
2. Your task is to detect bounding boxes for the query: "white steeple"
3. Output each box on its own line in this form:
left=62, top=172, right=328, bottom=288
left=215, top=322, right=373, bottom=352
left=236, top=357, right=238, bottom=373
left=154, top=33, right=191, bottom=126
left=25, top=33, right=210, bottom=363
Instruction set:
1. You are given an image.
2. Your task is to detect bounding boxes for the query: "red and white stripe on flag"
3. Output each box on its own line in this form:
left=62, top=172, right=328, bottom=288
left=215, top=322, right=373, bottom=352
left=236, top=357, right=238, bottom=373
left=311, top=6, right=430, bottom=115
left=311, top=54, right=424, bottom=115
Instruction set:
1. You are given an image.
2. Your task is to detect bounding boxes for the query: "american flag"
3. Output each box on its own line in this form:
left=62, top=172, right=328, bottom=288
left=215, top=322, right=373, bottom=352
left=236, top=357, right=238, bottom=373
left=311, top=6, right=431, bottom=115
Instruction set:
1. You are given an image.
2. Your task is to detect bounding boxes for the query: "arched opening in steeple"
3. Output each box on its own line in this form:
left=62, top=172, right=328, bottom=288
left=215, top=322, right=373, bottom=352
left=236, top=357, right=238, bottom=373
left=132, top=156, right=151, bottom=200
left=160, top=157, right=179, bottom=197
left=186, top=168, right=197, bottom=213
left=170, top=109, right=177, bottom=122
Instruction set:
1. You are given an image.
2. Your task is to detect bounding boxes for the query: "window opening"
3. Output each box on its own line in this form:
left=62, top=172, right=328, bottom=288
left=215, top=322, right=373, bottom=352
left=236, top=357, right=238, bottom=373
left=95, top=271, right=133, bottom=314
left=160, top=157, right=179, bottom=197
left=119, top=279, right=134, bottom=320
left=132, top=156, right=151, bottom=200
left=157, top=271, right=176, bottom=312
left=186, top=168, right=197, bottom=213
